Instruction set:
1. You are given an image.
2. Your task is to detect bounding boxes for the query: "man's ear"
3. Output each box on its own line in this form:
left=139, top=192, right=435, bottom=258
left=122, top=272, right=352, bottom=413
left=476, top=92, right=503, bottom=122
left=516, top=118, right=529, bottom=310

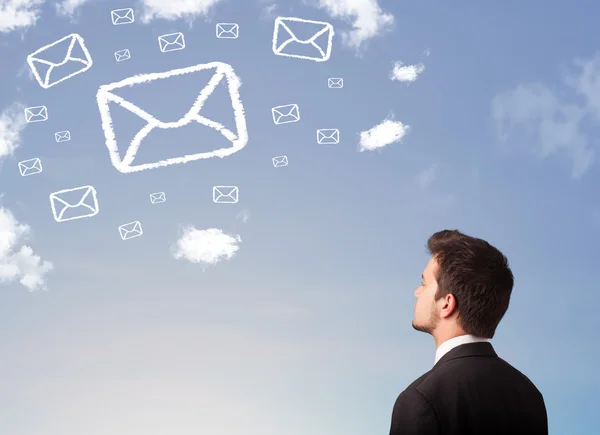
left=440, top=294, right=458, bottom=318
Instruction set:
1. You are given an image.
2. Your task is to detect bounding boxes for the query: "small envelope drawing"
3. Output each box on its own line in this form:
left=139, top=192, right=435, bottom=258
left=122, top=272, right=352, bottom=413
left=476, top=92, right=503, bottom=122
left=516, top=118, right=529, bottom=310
left=24, top=106, right=48, bottom=123
left=55, top=130, right=71, bottom=142
left=272, top=103, right=300, bottom=125
left=49, top=185, right=99, bottom=223
left=213, top=185, right=239, bottom=203
left=27, top=34, right=93, bottom=89
left=119, top=221, right=143, bottom=240
left=216, top=23, right=239, bottom=39
left=158, top=32, right=185, bottom=53
left=96, top=62, right=248, bottom=173
left=114, top=49, right=131, bottom=62
left=272, top=16, right=334, bottom=62
left=317, top=129, right=340, bottom=144
left=272, top=155, right=288, bottom=167
left=328, top=78, right=343, bottom=88
left=111, top=8, right=134, bottom=25
left=150, top=192, right=166, bottom=204
left=18, top=158, right=43, bottom=176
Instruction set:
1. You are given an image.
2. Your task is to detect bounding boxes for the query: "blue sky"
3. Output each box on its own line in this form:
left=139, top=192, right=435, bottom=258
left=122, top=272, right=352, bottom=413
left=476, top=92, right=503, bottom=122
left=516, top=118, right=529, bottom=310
left=0, top=0, right=598, bottom=433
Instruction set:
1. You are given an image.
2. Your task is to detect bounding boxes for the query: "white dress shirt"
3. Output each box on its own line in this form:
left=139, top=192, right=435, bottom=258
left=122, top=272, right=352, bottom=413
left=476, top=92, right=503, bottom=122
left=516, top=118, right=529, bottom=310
left=434, top=334, right=488, bottom=365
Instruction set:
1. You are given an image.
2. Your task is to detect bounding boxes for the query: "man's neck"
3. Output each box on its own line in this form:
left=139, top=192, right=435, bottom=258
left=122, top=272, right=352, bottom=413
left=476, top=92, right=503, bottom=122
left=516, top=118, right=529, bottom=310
left=434, top=329, right=469, bottom=349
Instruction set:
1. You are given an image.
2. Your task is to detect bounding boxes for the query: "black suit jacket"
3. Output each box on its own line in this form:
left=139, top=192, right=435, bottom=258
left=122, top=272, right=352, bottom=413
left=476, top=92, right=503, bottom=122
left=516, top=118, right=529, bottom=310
left=389, top=342, right=548, bottom=435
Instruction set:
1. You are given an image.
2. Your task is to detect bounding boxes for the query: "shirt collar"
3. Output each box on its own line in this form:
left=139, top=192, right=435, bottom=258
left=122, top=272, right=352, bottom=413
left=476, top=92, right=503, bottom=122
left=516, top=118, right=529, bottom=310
left=434, top=334, right=489, bottom=365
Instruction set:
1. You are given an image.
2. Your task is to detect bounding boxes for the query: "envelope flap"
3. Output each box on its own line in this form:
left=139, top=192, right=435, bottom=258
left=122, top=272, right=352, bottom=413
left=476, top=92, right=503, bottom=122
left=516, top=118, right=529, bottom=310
left=99, top=64, right=223, bottom=124
left=27, top=106, right=46, bottom=116
left=275, top=105, right=297, bottom=117
left=160, top=33, right=184, bottom=44
left=120, top=221, right=140, bottom=232
left=215, top=186, right=236, bottom=196
left=20, top=159, right=39, bottom=169
left=319, top=129, right=338, bottom=138
left=218, top=23, right=238, bottom=31
left=112, top=8, right=133, bottom=19
left=30, top=34, right=82, bottom=66
left=51, top=186, right=93, bottom=208
left=277, top=18, right=331, bottom=43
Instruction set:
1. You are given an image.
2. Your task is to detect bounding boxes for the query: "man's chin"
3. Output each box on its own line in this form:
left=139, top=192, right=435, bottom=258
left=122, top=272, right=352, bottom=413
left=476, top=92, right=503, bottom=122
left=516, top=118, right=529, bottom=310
left=412, top=321, right=430, bottom=333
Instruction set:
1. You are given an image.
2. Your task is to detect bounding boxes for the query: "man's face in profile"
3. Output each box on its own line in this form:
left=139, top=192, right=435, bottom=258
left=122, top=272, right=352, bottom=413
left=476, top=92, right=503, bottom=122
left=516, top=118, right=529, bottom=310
left=412, top=257, right=440, bottom=334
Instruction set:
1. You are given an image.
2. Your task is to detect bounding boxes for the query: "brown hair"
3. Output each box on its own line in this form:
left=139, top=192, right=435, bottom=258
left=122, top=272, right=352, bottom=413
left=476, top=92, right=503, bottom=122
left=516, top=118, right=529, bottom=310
left=427, top=229, right=514, bottom=338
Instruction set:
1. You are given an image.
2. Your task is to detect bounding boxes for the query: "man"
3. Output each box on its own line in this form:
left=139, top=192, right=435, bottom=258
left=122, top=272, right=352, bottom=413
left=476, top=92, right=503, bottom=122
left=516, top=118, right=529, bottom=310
left=389, top=230, right=548, bottom=434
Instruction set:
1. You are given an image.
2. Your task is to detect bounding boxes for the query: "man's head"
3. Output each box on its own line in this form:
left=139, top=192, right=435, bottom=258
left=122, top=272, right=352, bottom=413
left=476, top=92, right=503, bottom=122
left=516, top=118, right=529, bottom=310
left=412, top=230, right=514, bottom=342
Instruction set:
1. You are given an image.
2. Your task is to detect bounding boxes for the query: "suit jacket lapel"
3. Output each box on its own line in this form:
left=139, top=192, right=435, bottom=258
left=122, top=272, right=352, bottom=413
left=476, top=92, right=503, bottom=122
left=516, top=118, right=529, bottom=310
left=432, top=342, right=497, bottom=370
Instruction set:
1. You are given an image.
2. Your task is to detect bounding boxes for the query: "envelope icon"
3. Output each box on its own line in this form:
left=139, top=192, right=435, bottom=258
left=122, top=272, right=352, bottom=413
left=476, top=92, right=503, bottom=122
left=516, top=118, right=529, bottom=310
left=272, top=155, right=288, bottom=167
left=158, top=32, right=185, bottom=53
left=150, top=192, right=166, bottom=204
left=18, top=158, right=43, bottom=176
left=317, top=129, right=339, bottom=144
left=272, top=103, right=300, bottom=125
left=96, top=62, right=248, bottom=173
left=213, top=185, right=239, bottom=203
left=114, top=49, right=131, bottom=62
left=272, top=16, right=334, bottom=62
left=119, top=221, right=143, bottom=240
left=55, top=130, right=71, bottom=142
left=111, top=8, right=134, bottom=25
left=49, top=185, right=99, bottom=222
left=216, top=23, right=239, bottom=39
left=24, top=106, right=48, bottom=123
left=328, top=78, right=343, bottom=88
left=27, top=34, right=93, bottom=89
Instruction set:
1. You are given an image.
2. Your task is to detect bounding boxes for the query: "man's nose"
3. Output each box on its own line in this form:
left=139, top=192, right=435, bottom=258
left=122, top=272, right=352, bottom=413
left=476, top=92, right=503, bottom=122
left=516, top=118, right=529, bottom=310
left=414, top=288, right=420, bottom=298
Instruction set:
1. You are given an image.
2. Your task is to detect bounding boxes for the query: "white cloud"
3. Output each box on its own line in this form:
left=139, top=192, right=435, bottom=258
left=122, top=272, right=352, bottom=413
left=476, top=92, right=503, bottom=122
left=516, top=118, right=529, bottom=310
left=139, top=0, right=222, bottom=23
left=0, top=207, right=53, bottom=291
left=172, top=226, right=241, bottom=266
left=390, top=61, right=425, bottom=83
left=0, top=0, right=44, bottom=33
left=417, top=163, right=439, bottom=189
left=359, top=118, right=410, bottom=152
left=491, top=52, right=600, bottom=179
left=0, top=101, right=27, bottom=159
left=55, top=0, right=90, bottom=16
left=314, top=0, right=394, bottom=49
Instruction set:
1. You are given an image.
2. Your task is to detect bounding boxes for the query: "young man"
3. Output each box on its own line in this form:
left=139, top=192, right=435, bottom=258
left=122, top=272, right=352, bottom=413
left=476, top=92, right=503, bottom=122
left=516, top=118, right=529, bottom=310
left=389, top=230, right=548, bottom=434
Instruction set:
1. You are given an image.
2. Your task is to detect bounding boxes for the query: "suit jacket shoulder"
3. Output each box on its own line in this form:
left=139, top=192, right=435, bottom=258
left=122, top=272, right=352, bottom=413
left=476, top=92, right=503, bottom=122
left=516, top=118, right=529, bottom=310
left=390, top=342, right=548, bottom=435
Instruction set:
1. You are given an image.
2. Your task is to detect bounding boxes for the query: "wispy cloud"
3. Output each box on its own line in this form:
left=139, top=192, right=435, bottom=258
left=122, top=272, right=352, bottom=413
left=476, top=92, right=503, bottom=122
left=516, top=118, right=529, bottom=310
left=55, top=0, right=90, bottom=16
left=0, top=0, right=44, bottom=33
left=390, top=61, right=425, bottom=83
left=236, top=209, right=250, bottom=224
left=0, top=207, right=53, bottom=291
left=359, top=117, right=410, bottom=152
left=259, top=0, right=278, bottom=21
left=417, top=163, right=439, bottom=189
left=54, top=0, right=224, bottom=22
left=0, top=101, right=27, bottom=159
left=491, top=52, right=600, bottom=179
left=139, top=0, right=223, bottom=23
left=171, top=226, right=241, bottom=266
left=313, top=0, right=394, bottom=50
